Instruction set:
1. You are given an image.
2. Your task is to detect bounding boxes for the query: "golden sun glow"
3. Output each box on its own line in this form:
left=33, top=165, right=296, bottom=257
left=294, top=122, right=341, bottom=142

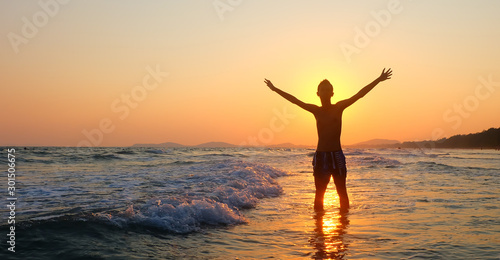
left=2, top=1, right=499, bottom=146
left=311, top=210, right=349, bottom=258
left=308, top=188, right=349, bottom=258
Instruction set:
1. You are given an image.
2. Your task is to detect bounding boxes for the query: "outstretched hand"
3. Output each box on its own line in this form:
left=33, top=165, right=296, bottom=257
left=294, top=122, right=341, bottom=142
left=264, top=78, right=277, bottom=91
left=378, top=68, right=392, bottom=81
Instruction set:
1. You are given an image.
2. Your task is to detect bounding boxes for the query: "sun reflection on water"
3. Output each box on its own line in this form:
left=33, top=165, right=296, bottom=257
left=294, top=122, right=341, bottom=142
left=309, top=210, right=349, bottom=259
left=309, top=191, right=350, bottom=259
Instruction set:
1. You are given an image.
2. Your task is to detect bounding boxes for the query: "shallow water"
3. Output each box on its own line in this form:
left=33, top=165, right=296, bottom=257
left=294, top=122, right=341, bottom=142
left=0, top=147, right=499, bottom=259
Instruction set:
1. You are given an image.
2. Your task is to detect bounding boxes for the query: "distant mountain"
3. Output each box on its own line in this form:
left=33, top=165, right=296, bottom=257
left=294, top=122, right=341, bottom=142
left=398, top=127, right=500, bottom=149
left=131, top=128, right=500, bottom=149
left=130, top=141, right=312, bottom=148
left=131, top=142, right=184, bottom=148
left=346, top=139, right=401, bottom=148
left=344, top=128, right=500, bottom=149
left=195, top=142, right=238, bottom=148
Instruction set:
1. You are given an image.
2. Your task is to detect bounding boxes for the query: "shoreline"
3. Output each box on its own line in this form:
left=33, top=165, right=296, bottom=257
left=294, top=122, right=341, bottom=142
left=2, top=146, right=499, bottom=151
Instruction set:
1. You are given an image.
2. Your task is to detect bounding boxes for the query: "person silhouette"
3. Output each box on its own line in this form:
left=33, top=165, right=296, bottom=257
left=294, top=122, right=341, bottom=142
left=264, top=68, right=392, bottom=212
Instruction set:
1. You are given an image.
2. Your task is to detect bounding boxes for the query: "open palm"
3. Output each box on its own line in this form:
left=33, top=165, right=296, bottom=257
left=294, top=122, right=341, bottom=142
left=379, top=68, right=392, bottom=81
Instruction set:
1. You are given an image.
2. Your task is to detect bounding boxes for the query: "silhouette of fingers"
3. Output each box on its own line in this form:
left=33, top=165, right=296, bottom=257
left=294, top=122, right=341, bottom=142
left=264, top=79, right=274, bottom=88
left=385, top=68, right=392, bottom=79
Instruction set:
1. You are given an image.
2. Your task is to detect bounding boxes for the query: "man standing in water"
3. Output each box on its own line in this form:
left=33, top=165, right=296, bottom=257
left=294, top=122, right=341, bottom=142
left=264, top=68, right=392, bottom=212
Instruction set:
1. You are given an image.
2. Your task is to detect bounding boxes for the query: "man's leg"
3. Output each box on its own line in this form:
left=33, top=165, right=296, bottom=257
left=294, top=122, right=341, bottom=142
left=314, top=173, right=330, bottom=212
left=333, top=168, right=349, bottom=211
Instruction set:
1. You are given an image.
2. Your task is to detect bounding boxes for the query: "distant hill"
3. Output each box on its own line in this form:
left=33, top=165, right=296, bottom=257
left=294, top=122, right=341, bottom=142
left=131, top=142, right=184, bottom=148
left=344, top=128, right=500, bottom=149
left=130, top=128, right=499, bottom=149
left=347, top=139, right=400, bottom=148
left=130, top=141, right=312, bottom=148
left=398, top=127, right=500, bottom=149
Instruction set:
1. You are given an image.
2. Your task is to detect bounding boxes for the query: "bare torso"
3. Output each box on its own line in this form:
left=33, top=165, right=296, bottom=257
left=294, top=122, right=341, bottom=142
left=264, top=68, right=393, bottom=212
left=313, top=104, right=343, bottom=152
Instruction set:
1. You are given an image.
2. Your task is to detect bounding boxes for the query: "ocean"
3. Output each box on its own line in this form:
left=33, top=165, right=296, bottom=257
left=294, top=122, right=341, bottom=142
left=0, top=147, right=499, bottom=259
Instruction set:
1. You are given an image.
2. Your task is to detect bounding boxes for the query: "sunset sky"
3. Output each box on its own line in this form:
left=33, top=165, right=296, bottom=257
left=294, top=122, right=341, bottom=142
left=1, top=0, right=499, bottom=147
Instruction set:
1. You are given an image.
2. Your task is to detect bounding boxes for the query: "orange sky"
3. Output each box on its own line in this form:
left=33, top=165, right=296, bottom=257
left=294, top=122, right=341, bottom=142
left=1, top=1, right=499, bottom=147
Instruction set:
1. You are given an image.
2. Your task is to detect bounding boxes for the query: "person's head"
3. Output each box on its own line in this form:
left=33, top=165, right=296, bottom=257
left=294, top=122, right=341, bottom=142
left=317, top=79, right=333, bottom=99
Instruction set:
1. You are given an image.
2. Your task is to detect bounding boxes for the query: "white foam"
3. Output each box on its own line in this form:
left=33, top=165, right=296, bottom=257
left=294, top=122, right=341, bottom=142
left=99, top=199, right=246, bottom=233
left=95, top=160, right=288, bottom=233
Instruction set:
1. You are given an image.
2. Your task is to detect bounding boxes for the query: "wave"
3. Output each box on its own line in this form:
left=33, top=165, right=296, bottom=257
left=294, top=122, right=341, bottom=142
left=416, top=161, right=499, bottom=172
left=92, top=153, right=122, bottom=160
left=115, top=150, right=136, bottom=155
left=350, top=156, right=402, bottom=167
left=93, top=161, right=287, bottom=233
left=193, top=153, right=236, bottom=157
left=343, top=148, right=378, bottom=156
left=307, top=149, right=373, bottom=157
left=170, top=160, right=199, bottom=165
left=16, top=160, right=289, bottom=234
left=31, top=150, right=51, bottom=155
left=144, top=149, right=167, bottom=154
left=447, top=156, right=500, bottom=161
left=99, top=161, right=288, bottom=232
left=344, top=150, right=368, bottom=156
left=17, top=158, right=56, bottom=164
left=93, top=199, right=246, bottom=234
left=415, top=161, right=457, bottom=170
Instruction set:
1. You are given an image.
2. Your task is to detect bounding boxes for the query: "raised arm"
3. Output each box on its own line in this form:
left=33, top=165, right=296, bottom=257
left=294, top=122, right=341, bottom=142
left=264, top=79, right=317, bottom=113
left=337, top=68, right=392, bottom=109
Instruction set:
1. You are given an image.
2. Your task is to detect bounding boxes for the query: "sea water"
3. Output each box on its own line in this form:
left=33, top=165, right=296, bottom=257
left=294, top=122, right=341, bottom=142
left=0, top=147, right=498, bottom=259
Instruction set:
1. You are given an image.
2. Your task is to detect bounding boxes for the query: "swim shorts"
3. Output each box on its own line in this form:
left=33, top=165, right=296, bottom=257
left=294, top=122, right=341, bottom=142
left=312, top=150, right=347, bottom=177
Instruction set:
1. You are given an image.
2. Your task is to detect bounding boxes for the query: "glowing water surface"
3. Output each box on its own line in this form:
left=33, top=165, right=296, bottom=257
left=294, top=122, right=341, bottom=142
left=1, top=147, right=498, bottom=259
